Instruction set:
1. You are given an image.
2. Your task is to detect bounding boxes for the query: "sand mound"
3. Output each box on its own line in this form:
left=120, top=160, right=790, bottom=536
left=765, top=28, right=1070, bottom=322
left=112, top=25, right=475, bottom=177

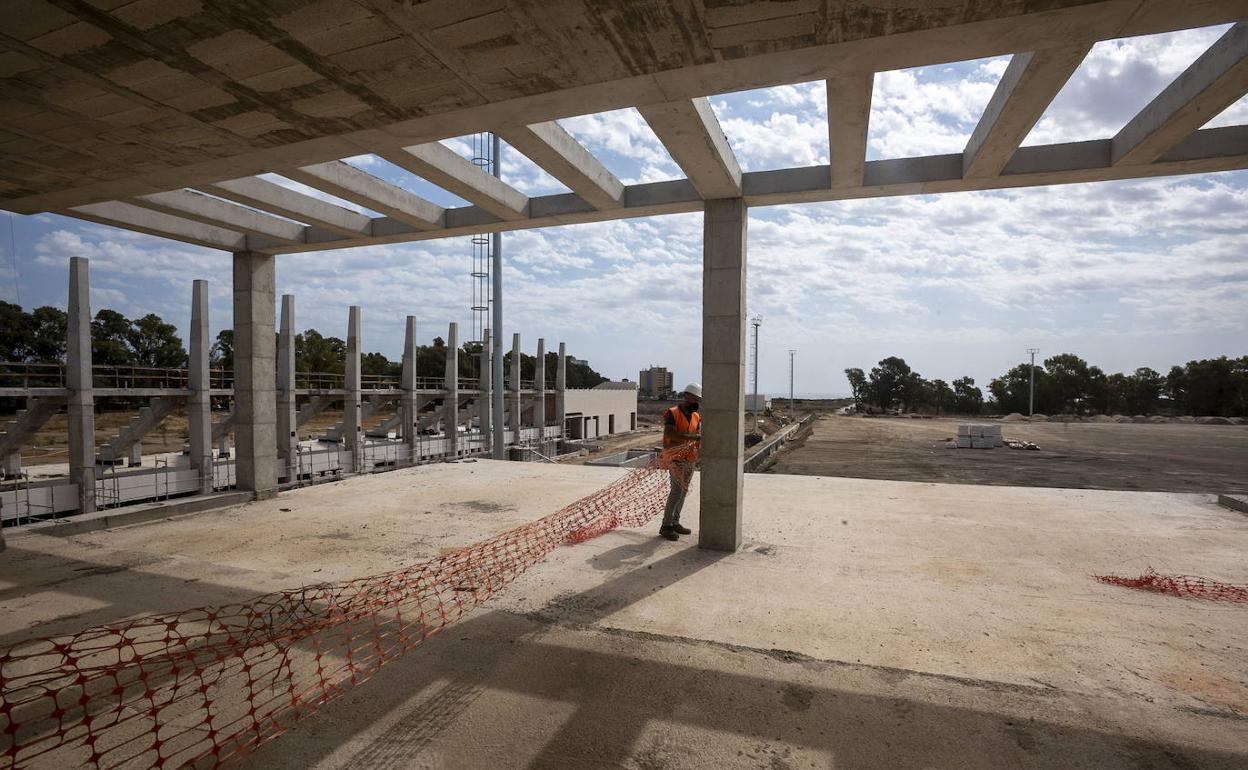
left=1197, top=416, right=1232, bottom=425
left=1003, top=412, right=1025, bottom=421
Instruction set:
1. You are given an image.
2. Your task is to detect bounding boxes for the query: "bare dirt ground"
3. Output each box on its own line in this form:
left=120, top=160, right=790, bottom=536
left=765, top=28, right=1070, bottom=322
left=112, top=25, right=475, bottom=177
left=767, top=415, right=1248, bottom=493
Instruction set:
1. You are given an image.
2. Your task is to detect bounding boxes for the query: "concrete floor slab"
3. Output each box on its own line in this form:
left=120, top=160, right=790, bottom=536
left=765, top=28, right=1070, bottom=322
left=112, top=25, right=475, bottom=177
left=2, top=461, right=1245, bottom=768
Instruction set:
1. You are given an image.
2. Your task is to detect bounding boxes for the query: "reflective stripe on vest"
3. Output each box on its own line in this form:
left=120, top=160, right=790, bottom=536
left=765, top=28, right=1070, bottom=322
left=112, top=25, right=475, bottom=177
left=663, top=405, right=701, bottom=448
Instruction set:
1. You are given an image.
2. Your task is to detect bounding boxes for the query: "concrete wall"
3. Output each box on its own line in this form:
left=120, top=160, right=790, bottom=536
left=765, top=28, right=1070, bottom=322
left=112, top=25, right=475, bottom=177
left=563, top=389, right=638, bottom=439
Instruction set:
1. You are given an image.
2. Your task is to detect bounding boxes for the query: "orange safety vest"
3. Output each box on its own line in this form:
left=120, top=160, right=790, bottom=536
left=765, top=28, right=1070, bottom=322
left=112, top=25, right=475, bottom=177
left=663, top=405, right=701, bottom=449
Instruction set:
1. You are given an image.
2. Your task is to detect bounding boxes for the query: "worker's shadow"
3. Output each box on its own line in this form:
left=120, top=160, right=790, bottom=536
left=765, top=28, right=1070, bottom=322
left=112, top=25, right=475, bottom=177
left=587, top=531, right=667, bottom=571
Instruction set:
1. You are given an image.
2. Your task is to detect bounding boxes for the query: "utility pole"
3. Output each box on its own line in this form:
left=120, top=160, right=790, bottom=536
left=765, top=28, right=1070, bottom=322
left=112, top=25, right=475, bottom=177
left=749, top=316, right=762, bottom=418
left=1027, top=347, right=1039, bottom=417
left=788, top=349, right=796, bottom=417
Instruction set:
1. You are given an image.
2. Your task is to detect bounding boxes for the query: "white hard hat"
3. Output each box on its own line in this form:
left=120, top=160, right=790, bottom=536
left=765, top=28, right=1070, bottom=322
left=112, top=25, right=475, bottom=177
left=682, top=383, right=702, bottom=398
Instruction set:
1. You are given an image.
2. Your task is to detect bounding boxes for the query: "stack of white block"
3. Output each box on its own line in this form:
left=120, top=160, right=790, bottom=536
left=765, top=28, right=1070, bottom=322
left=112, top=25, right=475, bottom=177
left=956, top=424, right=1003, bottom=449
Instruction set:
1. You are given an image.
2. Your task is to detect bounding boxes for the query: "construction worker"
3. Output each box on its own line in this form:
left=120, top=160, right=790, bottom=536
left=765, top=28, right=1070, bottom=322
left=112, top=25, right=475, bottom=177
left=659, top=383, right=701, bottom=540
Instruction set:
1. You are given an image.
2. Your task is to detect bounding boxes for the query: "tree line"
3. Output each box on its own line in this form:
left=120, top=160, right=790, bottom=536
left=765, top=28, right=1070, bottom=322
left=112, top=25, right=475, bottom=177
left=1, top=301, right=607, bottom=388
left=845, top=353, right=1248, bottom=417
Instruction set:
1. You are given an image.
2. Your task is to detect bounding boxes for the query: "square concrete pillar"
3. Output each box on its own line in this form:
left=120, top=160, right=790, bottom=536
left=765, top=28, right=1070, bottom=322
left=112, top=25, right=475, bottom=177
left=276, top=294, right=297, bottom=483
left=67, top=257, right=96, bottom=514
left=509, top=332, right=522, bottom=443
left=478, top=327, right=492, bottom=453
left=699, top=198, right=747, bottom=552
left=535, top=338, right=547, bottom=452
left=401, top=316, right=419, bottom=463
left=344, top=305, right=362, bottom=472
left=556, top=342, right=567, bottom=439
left=444, top=322, right=459, bottom=458
left=188, top=279, right=213, bottom=493
left=232, top=251, right=277, bottom=498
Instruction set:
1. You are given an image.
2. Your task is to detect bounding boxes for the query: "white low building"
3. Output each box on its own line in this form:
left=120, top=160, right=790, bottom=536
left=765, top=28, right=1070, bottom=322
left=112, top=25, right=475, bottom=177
left=564, top=382, right=638, bottom=439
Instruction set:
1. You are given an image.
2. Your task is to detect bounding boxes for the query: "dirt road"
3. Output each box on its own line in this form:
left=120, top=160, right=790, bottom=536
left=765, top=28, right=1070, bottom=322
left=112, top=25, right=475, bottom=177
left=767, top=415, right=1248, bottom=493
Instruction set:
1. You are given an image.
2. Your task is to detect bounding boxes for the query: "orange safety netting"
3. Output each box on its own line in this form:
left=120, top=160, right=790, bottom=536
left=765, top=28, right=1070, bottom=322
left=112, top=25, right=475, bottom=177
left=0, top=446, right=697, bottom=770
left=1094, top=567, right=1248, bottom=603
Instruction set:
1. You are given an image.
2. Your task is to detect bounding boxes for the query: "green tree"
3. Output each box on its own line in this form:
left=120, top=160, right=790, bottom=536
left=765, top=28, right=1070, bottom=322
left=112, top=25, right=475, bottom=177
left=952, top=376, right=982, bottom=414
left=211, top=330, right=234, bottom=369
left=867, top=356, right=912, bottom=410
left=296, top=329, right=346, bottom=374
left=926, top=378, right=956, bottom=414
left=25, top=306, right=67, bottom=362
left=91, top=309, right=132, bottom=366
left=0, top=301, right=28, bottom=361
left=128, top=313, right=186, bottom=368
left=1044, top=353, right=1095, bottom=413
left=844, top=367, right=868, bottom=407
left=1123, top=367, right=1163, bottom=414
left=989, top=363, right=1043, bottom=415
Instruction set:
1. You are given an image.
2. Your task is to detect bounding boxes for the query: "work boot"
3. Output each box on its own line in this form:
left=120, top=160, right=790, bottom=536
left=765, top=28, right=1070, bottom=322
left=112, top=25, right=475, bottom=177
left=672, top=523, right=691, bottom=535
left=659, top=525, right=679, bottom=541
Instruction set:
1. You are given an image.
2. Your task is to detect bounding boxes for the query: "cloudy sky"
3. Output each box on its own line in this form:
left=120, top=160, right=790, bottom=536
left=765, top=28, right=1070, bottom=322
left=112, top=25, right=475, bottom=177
left=2, top=24, right=1245, bottom=398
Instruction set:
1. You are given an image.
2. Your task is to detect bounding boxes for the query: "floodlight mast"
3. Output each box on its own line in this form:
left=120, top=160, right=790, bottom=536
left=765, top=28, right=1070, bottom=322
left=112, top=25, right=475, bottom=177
left=1027, top=348, right=1040, bottom=417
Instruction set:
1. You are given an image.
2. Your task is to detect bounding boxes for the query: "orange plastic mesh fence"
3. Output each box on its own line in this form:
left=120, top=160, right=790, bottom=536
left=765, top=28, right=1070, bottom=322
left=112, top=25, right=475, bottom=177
left=0, top=446, right=697, bottom=770
left=1094, top=568, right=1248, bottom=603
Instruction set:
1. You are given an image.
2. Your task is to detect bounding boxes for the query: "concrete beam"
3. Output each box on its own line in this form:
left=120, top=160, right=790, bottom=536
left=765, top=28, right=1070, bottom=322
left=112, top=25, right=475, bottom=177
left=284, top=161, right=445, bottom=230
left=498, top=122, right=625, bottom=210
left=64, top=201, right=254, bottom=252
left=66, top=257, right=95, bottom=515
left=1113, top=23, right=1248, bottom=166
left=205, top=177, right=373, bottom=238
left=963, top=45, right=1091, bottom=178
left=345, top=306, right=363, bottom=473
left=444, top=322, right=459, bottom=459
left=826, top=73, right=874, bottom=188
left=131, top=190, right=306, bottom=244
left=699, top=199, right=747, bottom=552
left=277, top=294, right=297, bottom=483
left=638, top=98, right=742, bottom=199
left=379, top=142, right=530, bottom=221
left=232, top=251, right=277, bottom=498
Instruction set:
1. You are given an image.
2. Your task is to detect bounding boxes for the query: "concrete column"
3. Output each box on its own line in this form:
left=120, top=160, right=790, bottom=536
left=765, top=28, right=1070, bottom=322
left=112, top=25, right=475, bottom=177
left=699, top=198, right=747, bottom=552
left=232, top=251, right=277, bottom=498
left=556, top=342, right=567, bottom=440
left=401, top=316, right=418, bottom=464
left=444, top=322, right=459, bottom=458
left=479, top=327, right=492, bottom=453
left=509, top=332, right=522, bottom=444
left=188, top=279, right=212, bottom=493
left=344, top=306, right=362, bottom=472
left=67, top=257, right=96, bottom=514
left=4, top=450, right=20, bottom=477
left=127, top=443, right=141, bottom=467
left=535, top=338, right=547, bottom=452
left=276, top=294, right=297, bottom=483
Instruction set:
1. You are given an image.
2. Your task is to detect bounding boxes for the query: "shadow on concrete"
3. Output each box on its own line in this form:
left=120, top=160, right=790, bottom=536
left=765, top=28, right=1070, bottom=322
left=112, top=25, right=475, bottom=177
left=238, top=543, right=1247, bottom=770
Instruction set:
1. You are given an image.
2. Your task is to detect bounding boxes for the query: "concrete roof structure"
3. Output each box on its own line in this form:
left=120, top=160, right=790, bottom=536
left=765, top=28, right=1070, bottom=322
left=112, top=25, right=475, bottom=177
left=1, top=1, right=1245, bottom=254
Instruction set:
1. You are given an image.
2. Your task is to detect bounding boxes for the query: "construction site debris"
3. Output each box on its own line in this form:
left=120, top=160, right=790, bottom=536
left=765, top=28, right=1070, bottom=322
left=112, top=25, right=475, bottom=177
left=1004, top=438, right=1040, bottom=450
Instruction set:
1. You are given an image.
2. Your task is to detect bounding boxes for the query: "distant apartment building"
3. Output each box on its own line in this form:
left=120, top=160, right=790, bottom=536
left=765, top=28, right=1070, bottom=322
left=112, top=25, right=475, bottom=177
left=638, top=366, right=674, bottom=399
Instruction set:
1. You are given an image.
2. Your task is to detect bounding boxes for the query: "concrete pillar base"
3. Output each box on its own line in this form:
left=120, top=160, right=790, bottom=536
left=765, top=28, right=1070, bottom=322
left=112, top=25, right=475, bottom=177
left=232, top=251, right=278, bottom=496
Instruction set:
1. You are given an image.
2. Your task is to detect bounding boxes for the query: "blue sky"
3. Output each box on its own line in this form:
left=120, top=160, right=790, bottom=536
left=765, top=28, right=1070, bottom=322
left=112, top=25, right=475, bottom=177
left=2, top=25, right=1246, bottom=398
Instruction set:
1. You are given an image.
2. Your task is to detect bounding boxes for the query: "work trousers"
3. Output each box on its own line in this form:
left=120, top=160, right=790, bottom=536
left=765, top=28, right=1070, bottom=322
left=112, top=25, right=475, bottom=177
left=661, top=461, right=695, bottom=528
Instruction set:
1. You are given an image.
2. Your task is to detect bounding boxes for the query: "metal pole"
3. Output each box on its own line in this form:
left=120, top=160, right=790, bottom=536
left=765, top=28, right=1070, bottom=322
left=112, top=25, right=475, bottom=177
left=1027, top=347, right=1039, bottom=417
left=491, top=133, right=506, bottom=458
left=789, top=349, right=795, bottom=416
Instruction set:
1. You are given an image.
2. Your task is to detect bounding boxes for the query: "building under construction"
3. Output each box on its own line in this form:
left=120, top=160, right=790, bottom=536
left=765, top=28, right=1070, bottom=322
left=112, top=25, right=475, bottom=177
left=0, top=2, right=1246, bottom=769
